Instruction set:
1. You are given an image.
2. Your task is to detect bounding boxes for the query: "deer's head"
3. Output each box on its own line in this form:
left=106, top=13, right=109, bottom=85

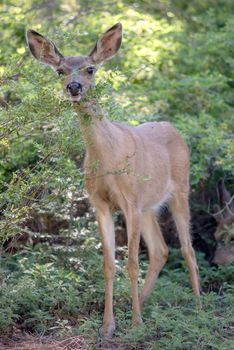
left=26, top=23, right=122, bottom=102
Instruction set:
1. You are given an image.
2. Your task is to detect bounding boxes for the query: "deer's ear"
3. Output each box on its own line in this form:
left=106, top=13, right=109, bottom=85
left=89, top=23, right=122, bottom=64
left=26, top=30, right=63, bottom=67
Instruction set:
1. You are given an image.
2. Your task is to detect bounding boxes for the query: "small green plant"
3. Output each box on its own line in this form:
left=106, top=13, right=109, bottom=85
left=1, top=242, right=234, bottom=349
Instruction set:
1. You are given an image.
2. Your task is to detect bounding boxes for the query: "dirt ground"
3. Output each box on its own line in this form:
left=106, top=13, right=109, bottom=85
left=0, top=333, right=87, bottom=350
left=0, top=332, right=132, bottom=350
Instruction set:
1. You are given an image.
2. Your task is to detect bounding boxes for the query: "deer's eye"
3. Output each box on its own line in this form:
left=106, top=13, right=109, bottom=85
left=86, top=66, right=95, bottom=75
left=57, top=70, right=64, bottom=76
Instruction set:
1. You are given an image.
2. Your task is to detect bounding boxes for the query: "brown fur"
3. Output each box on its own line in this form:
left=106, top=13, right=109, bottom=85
left=26, top=23, right=200, bottom=338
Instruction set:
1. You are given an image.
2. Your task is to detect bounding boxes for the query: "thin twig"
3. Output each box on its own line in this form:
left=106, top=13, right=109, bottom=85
left=212, top=195, right=234, bottom=218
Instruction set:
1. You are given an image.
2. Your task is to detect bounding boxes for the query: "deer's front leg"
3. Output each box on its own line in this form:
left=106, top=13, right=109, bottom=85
left=126, top=208, right=143, bottom=326
left=96, top=203, right=116, bottom=338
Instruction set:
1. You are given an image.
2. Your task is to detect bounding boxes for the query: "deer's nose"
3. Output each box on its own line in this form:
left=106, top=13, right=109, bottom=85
left=67, top=82, right=82, bottom=96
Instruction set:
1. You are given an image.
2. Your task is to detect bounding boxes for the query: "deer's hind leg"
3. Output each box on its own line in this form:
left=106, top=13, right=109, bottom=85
left=140, top=212, right=169, bottom=308
left=169, top=192, right=200, bottom=295
left=125, top=207, right=143, bottom=326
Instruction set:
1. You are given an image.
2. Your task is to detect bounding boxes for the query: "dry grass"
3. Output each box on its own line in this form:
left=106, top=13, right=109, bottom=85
left=0, top=333, right=87, bottom=350
left=0, top=332, right=133, bottom=350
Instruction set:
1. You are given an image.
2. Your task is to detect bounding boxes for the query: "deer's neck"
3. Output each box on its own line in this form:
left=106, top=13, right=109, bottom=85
left=73, top=100, right=118, bottom=159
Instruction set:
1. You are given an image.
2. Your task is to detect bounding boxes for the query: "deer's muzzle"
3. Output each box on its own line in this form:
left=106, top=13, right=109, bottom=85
left=67, top=82, right=82, bottom=96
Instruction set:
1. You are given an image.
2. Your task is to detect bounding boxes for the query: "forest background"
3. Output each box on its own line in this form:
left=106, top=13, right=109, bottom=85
left=0, top=1, right=233, bottom=349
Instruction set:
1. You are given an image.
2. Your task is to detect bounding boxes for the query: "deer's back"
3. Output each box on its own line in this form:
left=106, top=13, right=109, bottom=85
left=85, top=121, right=189, bottom=212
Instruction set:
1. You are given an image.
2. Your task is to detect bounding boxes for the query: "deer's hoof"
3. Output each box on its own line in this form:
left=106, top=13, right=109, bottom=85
left=101, top=322, right=116, bottom=338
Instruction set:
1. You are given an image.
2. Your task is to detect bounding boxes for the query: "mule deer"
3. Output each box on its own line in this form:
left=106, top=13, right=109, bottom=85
left=26, top=23, right=200, bottom=337
left=212, top=179, right=234, bottom=264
